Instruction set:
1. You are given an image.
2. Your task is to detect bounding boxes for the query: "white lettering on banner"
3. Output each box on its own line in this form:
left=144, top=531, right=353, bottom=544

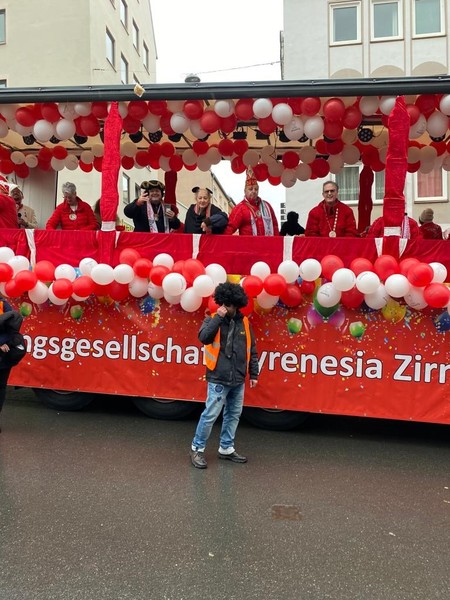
left=21, top=334, right=450, bottom=384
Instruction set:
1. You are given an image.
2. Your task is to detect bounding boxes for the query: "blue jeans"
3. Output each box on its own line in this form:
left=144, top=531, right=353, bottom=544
left=191, top=382, right=245, bottom=453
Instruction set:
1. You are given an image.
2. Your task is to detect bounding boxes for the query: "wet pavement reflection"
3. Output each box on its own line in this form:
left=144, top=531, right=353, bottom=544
left=1, top=388, right=450, bottom=600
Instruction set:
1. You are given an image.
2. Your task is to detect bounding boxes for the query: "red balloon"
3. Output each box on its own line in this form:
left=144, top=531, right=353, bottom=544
left=407, top=262, right=434, bottom=287
left=38, top=147, right=53, bottom=162
left=34, top=260, right=55, bottom=282
left=282, top=151, right=300, bottom=169
left=406, top=104, right=420, bottom=125
left=300, top=280, right=315, bottom=294
left=0, top=263, right=13, bottom=282
left=147, top=100, right=167, bottom=116
left=15, top=106, right=37, bottom=127
left=350, top=257, right=374, bottom=276
left=235, top=99, right=254, bottom=120
left=53, top=145, right=68, bottom=160
left=80, top=161, right=93, bottom=173
left=172, top=260, right=185, bottom=274
left=399, top=257, right=420, bottom=277
left=41, top=102, right=60, bottom=122
left=268, top=175, right=281, bottom=186
left=233, top=139, right=249, bottom=156
left=323, top=98, right=345, bottom=121
left=133, top=258, right=153, bottom=278
left=257, top=115, right=277, bottom=135
left=14, top=163, right=30, bottom=179
left=326, top=139, right=344, bottom=155
left=302, top=97, right=321, bottom=116
left=423, top=283, right=450, bottom=308
left=253, top=163, right=269, bottom=181
left=150, top=265, right=170, bottom=286
left=79, top=115, right=100, bottom=137
left=415, top=94, right=436, bottom=118
left=241, top=275, right=264, bottom=298
left=192, top=140, right=209, bottom=155
left=52, top=278, right=73, bottom=300
left=315, top=139, right=328, bottom=155
left=73, top=275, right=94, bottom=297
left=127, top=100, right=148, bottom=120
left=240, top=297, right=254, bottom=316
left=121, top=156, right=135, bottom=170
left=374, top=255, right=399, bottom=280
left=119, top=248, right=141, bottom=266
left=200, top=111, right=221, bottom=134
left=109, top=281, right=130, bottom=302
left=148, top=144, right=162, bottom=160
left=207, top=295, right=220, bottom=313
left=4, top=279, right=21, bottom=298
left=160, top=141, right=174, bottom=157
left=341, top=286, right=364, bottom=309
left=183, top=100, right=204, bottom=120
left=14, top=270, right=38, bottom=293
left=93, top=156, right=103, bottom=172
left=91, top=102, right=109, bottom=119
left=92, top=282, right=112, bottom=296
left=135, top=151, right=150, bottom=167
left=263, top=274, right=287, bottom=296
left=182, top=259, right=206, bottom=286
left=321, top=255, right=344, bottom=281
left=218, top=139, right=234, bottom=157
left=0, top=159, right=14, bottom=175
left=343, top=106, right=362, bottom=129
left=311, top=158, right=330, bottom=178
left=280, top=284, right=303, bottom=307
left=220, top=114, right=237, bottom=133
left=169, top=154, right=183, bottom=172
left=323, top=120, right=343, bottom=140
left=159, top=113, right=175, bottom=135
left=122, top=115, right=141, bottom=134
left=231, top=155, right=246, bottom=174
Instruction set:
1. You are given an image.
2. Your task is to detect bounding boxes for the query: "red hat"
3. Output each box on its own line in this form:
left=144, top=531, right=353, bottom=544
left=245, top=167, right=257, bottom=188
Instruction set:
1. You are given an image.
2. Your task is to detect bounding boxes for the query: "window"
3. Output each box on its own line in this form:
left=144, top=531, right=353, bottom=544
left=416, top=167, right=446, bottom=200
left=0, top=10, right=5, bottom=44
left=143, top=42, right=149, bottom=72
left=120, top=54, right=128, bottom=84
left=122, top=174, right=130, bottom=205
left=120, top=0, right=128, bottom=28
left=106, top=29, right=115, bottom=67
left=413, top=0, right=443, bottom=36
left=330, top=2, right=361, bottom=45
left=132, top=21, right=139, bottom=51
left=335, top=166, right=385, bottom=203
left=371, top=0, right=402, bottom=40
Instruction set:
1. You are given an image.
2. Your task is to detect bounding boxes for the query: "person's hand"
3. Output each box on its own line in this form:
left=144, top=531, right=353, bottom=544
left=137, top=192, right=148, bottom=206
left=201, top=222, right=211, bottom=233
left=250, top=379, right=258, bottom=388
left=165, top=208, right=175, bottom=219
left=216, top=305, right=228, bottom=318
left=443, top=228, right=450, bottom=240
left=18, top=217, right=27, bottom=227
left=0, top=343, right=10, bottom=353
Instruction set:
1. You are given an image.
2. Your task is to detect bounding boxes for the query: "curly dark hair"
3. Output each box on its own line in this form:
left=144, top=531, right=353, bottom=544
left=214, top=282, right=248, bottom=309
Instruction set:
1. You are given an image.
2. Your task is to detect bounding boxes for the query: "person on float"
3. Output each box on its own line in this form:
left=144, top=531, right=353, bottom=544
left=190, top=282, right=259, bottom=469
left=124, top=180, right=181, bottom=233
left=10, top=185, right=38, bottom=229
left=280, top=211, right=305, bottom=236
left=0, top=179, right=20, bottom=229
left=46, top=182, right=99, bottom=230
left=183, top=186, right=228, bottom=234
left=224, top=168, right=279, bottom=236
left=305, top=180, right=358, bottom=237
left=367, top=213, right=422, bottom=239
left=418, top=208, right=442, bottom=240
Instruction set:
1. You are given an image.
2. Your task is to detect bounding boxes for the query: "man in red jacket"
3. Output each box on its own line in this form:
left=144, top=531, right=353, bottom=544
left=305, top=180, right=358, bottom=237
left=225, top=168, right=279, bottom=236
left=46, top=182, right=98, bottom=230
left=0, top=180, right=19, bottom=229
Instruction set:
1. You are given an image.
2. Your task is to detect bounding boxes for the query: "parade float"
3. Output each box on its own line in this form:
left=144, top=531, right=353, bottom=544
left=0, top=77, right=449, bottom=429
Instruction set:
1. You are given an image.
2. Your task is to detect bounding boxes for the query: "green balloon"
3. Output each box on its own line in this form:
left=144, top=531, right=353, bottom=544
left=313, top=296, right=339, bottom=318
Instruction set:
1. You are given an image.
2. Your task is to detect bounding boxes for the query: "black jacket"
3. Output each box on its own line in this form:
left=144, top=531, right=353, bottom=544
left=124, top=199, right=181, bottom=233
left=0, top=303, right=25, bottom=369
left=184, top=204, right=228, bottom=234
left=199, top=311, right=259, bottom=386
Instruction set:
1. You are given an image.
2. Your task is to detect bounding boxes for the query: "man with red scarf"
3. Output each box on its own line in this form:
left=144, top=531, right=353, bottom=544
left=0, top=179, right=19, bottom=229
left=305, top=181, right=358, bottom=238
left=225, top=169, right=279, bottom=236
left=46, top=182, right=98, bottom=230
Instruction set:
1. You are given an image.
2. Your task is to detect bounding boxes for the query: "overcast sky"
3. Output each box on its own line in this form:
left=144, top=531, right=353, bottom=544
left=150, top=0, right=285, bottom=209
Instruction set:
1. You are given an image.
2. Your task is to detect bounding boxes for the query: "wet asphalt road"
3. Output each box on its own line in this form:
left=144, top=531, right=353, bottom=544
left=0, top=388, right=449, bottom=600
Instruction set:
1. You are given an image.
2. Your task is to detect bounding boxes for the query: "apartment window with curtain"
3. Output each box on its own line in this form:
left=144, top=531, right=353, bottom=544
left=371, top=0, right=402, bottom=40
left=120, top=54, right=128, bottom=84
left=416, top=168, right=446, bottom=200
left=132, top=21, right=139, bottom=51
left=329, top=2, right=361, bottom=45
left=120, top=0, right=128, bottom=29
left=122, top=173, right=130, bottom=204
left=335, top=167, right=385, bottom=203
left=0, top=10, right=6, bottom=44
left=106, top=29, right=115, bottom=67
left=413, top=0, right=444, bottom=36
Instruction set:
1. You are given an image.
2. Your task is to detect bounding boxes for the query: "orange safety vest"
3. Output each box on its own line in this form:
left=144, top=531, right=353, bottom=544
left=204, top=315, right=251, bottom=371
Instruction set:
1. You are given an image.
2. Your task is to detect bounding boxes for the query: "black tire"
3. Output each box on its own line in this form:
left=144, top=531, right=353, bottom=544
left=33, top=388, right=93, bottom=411
left=243, top=407, right=309, bottom=431
left=132, top=397, right=198, bottom=420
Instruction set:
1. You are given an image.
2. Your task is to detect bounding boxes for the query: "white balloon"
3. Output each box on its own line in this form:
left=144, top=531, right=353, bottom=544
left=0, top=120, right=8, bottom=138
left=129, top=276, right=148, bottom=298
left=272, top=103, right=293, bottom=125
left=242, top=149, right=260, bottom=167
left=164, top=292, right=181, bottom=305
left=206, top=147, right=222, bottom=165
left=64, top=155, right=79, bottom=170
left=80, top=150, right=94, bottom=164
left=8, top=255, right=30, bottom=275
left=299, top=146, right=316, bottom=164
left=429, top=262, right=447, bottom=283
left=296, top=163, right=312, bottom=181
left=356, top=271, right=381, bottom=294
left=142, top=113, right=160, bottom=132
left=439, top=94, right=450, bottom=116
left=51, top=158, right=66, bottom=171
left=180, top=287, right=202, bottom=312
left=299, top=258, right=321, bottom=282
left=256, top=290, right=279, bottom=308
left=79, top=257, right=98, bottom=276
left=153, top=253, right=174, bottom=269
left=197, top=155, right=212, bottom=172
left=205, top=263, right=227, bottom=285
left=251, top=261, right=271, bottom=280
left=190, top=119, right=207, bottom=139
left=162, top=272, right=187, bottom=296
left=28, top=281, right=49, bottom=304
left=33, top=119, right=55, bottom=142
left=91, top=264, right=115, bottom=285
left=25, top=155, right=38, bottom=168
left=359, top=96, right=379, bottom=116
left=304, top=116, right=324, bottom=139
left=147, top=282, right=165, bottom=299
left=404, top=286, right=428, bottom=310
left=384, top=274, right=411, bottom=298
left=409, top=114, right=427, bottom=139
left=379, top=96, right=396, bottom=115
left=167, top=100, right=185, bottom=113
left=0, top=247, right=15, bottom=263
left=192, top=274, right=215, bottom=297
left=342, top=144, right=360, bottom=164
left=283, top=116, right=304, bottom=141
left=253, top=98, right=273, bottom=119
left=170, top=112, right=190, bottom=134
left=182, top=148, right=198, bottom=166
left=364, top=284, right=389, bottom=309
left=58, top=102, right=77, bottom=120
left=92, top=144, right=104, bottom=157
left=10, top=151, right=26, bottom=165
left=74, top=102, right=92, bottom=116
left=47, top=285, right=68, bottom=306
left=113, top=264, right=135, bottom=284
left=121, top=141, right=137, bottom=158
left=214, top=99, right=235, bottom=118
left=56, top=117, right=77, bottom=140
left=332, top=268, right=356, bottom=292
left=316, top=283, right=341, bottom=308
left=281, top=169, right=297, bottom=188
left=277, top=260, right=299, bottom=284
left=54, top=264, right=77, bottom=282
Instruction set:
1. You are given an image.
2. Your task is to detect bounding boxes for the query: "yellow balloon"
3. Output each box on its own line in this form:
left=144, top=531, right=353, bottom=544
left=381, top=299, right=406, bottom=323
left=227, top=274, right=241, bottom=284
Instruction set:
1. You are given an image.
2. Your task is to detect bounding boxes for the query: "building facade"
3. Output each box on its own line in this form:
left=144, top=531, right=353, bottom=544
left=282, top=0, right=450, bottom=231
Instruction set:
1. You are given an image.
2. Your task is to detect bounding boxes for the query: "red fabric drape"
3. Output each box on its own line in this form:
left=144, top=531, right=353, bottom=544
left=164, top=170, right=177, bottom=204
left=383, top=96, right=409, bottom=227
left=100, top=102, right=123, bottom=223
left=357, top=165, right=374, bottom=232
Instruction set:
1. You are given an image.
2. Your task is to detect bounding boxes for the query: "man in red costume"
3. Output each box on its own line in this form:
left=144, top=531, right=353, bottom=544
left=305, top=181, right=358, bottom=237
left=46, top=182, right=98, bottom=230
left=367, top=213, right=422, bottom=239
left=0, top=179, right=19, bottom=229
left=225, top=169, right=279, bottom=236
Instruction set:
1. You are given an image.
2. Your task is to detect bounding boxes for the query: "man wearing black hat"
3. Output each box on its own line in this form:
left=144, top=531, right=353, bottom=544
left=124, top=180, right=181, bottom=233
